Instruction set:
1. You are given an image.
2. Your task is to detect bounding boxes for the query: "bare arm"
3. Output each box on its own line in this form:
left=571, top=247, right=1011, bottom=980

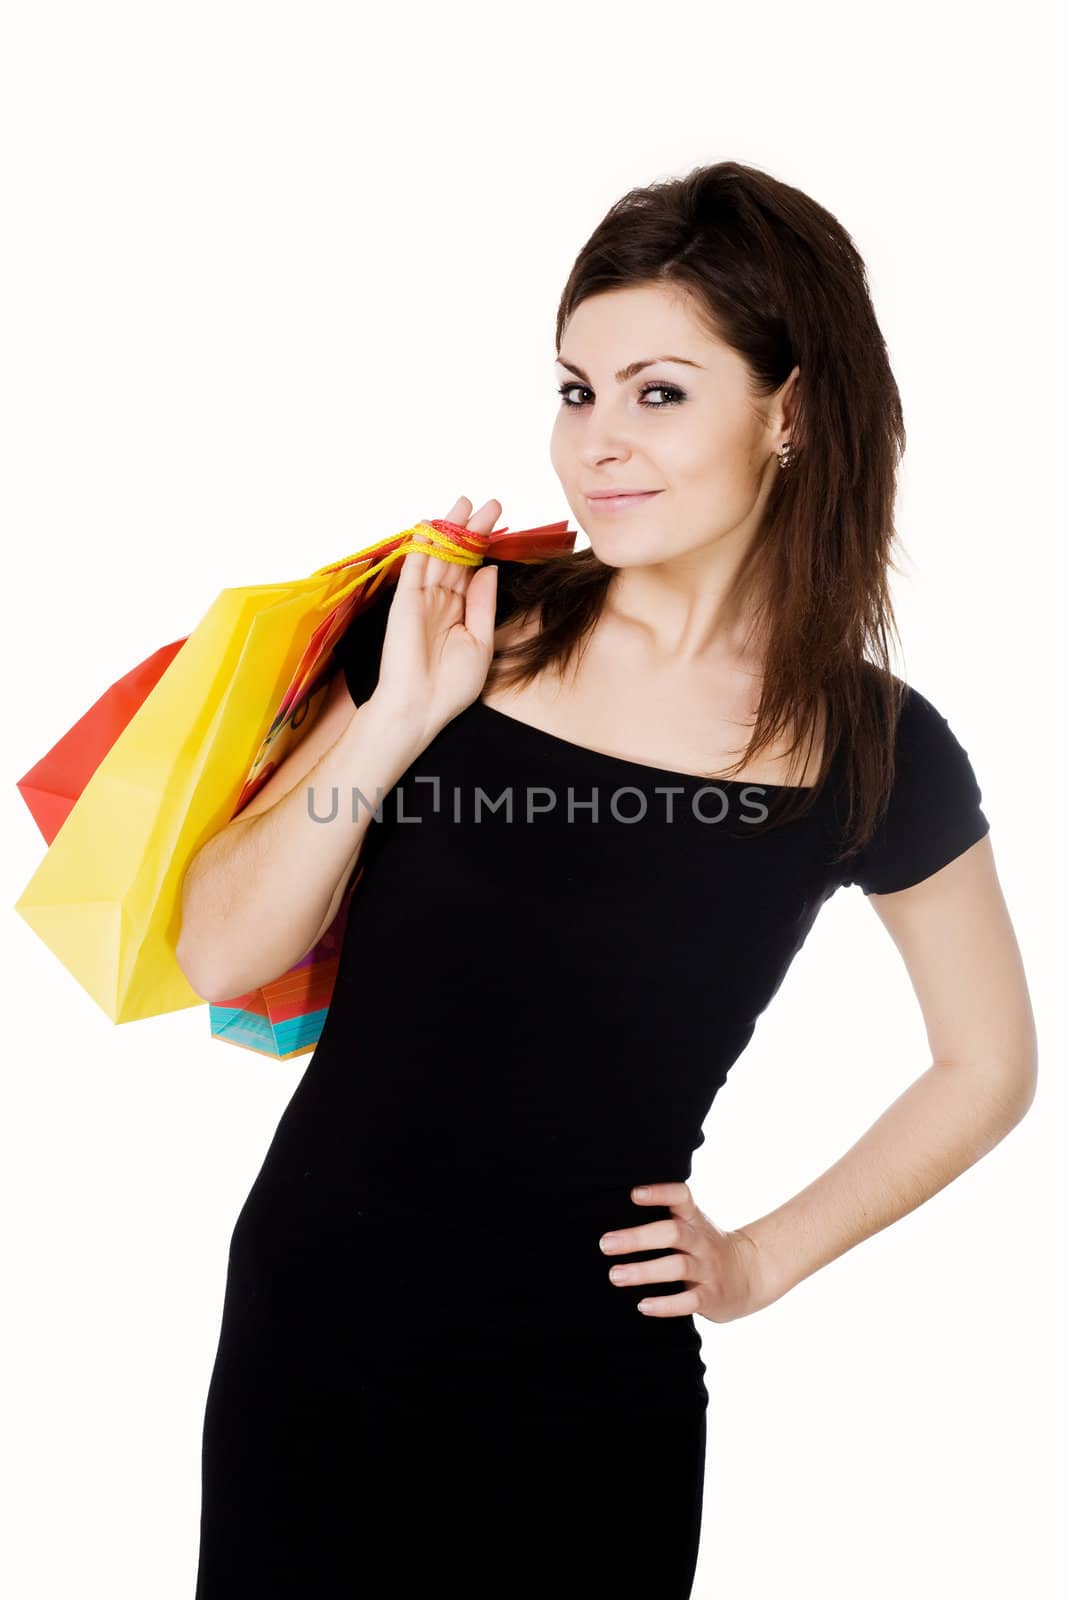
left=175, top=672, right=430, bottom=1003
left=175, top=493, right=503, bottom=1005
left=737, top=835, right=1039, bottom=1310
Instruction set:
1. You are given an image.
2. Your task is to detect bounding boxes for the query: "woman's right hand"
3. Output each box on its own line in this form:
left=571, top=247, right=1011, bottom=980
left=370, top=495, right=504, bottom=737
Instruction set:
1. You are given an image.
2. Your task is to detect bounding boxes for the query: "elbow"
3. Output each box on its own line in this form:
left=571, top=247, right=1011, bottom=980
left=175, top=920, right=302, bottom=1006
left=176, top=929, right=230, bottom=1005
left=983, top=1041, right=1039, bottom=1129
left=176, top=903, right=240, bottom=1004
left=1006, top=1018, right=1040, bottom=1121
left=175, top=851, right=239, bottom=1004
left=1013, top=1045, right=1040, bottom=1121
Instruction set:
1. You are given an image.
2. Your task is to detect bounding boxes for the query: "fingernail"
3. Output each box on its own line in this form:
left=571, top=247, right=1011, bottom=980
left=600, top=1235, right=618, bottom=1252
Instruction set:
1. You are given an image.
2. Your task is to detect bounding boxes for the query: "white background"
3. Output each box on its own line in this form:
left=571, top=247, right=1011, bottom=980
left=3, top=3, right=1062, bottom=1595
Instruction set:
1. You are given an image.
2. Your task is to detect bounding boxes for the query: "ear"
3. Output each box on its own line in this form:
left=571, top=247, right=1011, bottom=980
left=778, top=364, right=804, bottom=452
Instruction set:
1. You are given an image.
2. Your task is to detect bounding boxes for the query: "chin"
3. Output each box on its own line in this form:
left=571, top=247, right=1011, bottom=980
left=582, top=527, right=668, bottom=565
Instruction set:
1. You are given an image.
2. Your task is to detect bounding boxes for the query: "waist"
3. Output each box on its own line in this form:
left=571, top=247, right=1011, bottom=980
left=232, top=1164, right=704, bottom=1359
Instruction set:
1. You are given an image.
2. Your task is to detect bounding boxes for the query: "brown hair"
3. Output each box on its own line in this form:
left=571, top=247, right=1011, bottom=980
left=484, top=159, right=912, bottom=866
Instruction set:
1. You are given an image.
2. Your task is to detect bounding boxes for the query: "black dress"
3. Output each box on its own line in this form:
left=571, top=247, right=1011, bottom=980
left=194, top=562, right=990, bottom=1598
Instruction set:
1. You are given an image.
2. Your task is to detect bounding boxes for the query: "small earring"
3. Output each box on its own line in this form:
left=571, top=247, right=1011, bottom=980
left=777, top=441, right=794, bottom=470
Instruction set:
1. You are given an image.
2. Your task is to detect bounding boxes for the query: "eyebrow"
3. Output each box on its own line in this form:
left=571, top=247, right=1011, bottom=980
left=555, top=354, right=704, bottom=384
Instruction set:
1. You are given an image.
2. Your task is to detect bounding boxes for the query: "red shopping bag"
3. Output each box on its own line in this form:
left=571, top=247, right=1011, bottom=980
left=17, top=638, right=187, bottom=846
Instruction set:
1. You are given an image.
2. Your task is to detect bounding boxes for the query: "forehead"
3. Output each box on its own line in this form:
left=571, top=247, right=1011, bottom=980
left=558, top=284, right=729, bottom=374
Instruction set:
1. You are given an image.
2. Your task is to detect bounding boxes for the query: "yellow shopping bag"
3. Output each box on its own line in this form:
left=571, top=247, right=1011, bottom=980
left=14, top=517, right=575, bottom=1024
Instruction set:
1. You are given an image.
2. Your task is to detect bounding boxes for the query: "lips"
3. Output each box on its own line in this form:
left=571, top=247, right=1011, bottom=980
left=585, top=489, right=661, bottom=499
left=585, top=490, right=663, bottom=511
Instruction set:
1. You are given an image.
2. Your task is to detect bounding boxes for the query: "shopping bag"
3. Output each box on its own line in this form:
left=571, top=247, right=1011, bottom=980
left=205, top=518, right=575, bottom=1059
left=205, top=868, right=360, bottom=1060
left=14, top=517, right=575, bottom=1033
left=17, top=639, right=187, bottom=846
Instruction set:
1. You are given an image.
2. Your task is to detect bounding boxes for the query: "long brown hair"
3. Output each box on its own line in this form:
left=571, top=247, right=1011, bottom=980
left=484, top=159, right=911, bottom=866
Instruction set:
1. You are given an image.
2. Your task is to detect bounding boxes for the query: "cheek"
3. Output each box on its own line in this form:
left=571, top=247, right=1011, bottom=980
left=662, top=439, right=760, bottom=538
left=549, top=412, right=569, bottom=467
left=676, top=418, right=761, bottom=495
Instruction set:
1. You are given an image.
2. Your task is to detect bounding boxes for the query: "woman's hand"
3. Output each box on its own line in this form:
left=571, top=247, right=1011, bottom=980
left=372, top=494, right=503, bottom=737
left=598, top=1181, right=772, bottom=1322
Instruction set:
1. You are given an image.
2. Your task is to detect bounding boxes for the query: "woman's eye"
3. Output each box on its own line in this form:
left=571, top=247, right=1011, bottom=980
left=556, top=382, right=686, bottom=410
left=640, top=385, right=685, bottom=406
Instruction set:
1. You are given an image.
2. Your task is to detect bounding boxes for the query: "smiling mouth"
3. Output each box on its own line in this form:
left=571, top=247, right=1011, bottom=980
left=585, top=490, right=663, bottom=509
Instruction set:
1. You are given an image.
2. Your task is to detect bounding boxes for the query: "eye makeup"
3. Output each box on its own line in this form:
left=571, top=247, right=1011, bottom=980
left=557, top=381, right=687, bottom=411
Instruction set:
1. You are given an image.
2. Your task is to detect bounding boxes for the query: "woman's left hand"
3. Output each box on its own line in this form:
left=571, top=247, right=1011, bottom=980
left=599, top=1181, right=770, bottom=1322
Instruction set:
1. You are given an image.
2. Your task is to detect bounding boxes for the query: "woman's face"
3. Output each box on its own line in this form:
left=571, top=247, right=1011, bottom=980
left=550, top=283, right=792, bottom=571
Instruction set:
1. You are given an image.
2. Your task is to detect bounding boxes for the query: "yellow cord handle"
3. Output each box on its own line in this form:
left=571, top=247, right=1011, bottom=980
left=313, top=520, right=485, bottom=581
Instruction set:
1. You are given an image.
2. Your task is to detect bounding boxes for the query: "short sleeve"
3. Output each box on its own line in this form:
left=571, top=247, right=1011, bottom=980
left=329, top=557, right=527, bottom=707
left=843, top=685, right=990, bottom=895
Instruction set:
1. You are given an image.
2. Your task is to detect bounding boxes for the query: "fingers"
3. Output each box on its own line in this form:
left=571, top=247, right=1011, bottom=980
left=400, top=496, right=502, bottom=592
left=604, top=1251, right=691, bottom=1289
left=465, top=497, right=502, bottom=535
left=395, top=504, right=463, bottom=593
left=600, top=1217, right=684, bottom=1255
left=604, top=1243, right=697, bottom=1319
left=634, top=1288, right=700, bottom=1317
left=462, top=560, right=499, bottom=652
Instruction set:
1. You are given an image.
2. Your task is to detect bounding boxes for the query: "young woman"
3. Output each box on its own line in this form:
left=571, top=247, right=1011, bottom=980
left=183, top=161, right=1036, bottom=1598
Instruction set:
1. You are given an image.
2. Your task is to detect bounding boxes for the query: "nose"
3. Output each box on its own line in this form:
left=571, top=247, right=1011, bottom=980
left=580, top=426, right=635, bottom=467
